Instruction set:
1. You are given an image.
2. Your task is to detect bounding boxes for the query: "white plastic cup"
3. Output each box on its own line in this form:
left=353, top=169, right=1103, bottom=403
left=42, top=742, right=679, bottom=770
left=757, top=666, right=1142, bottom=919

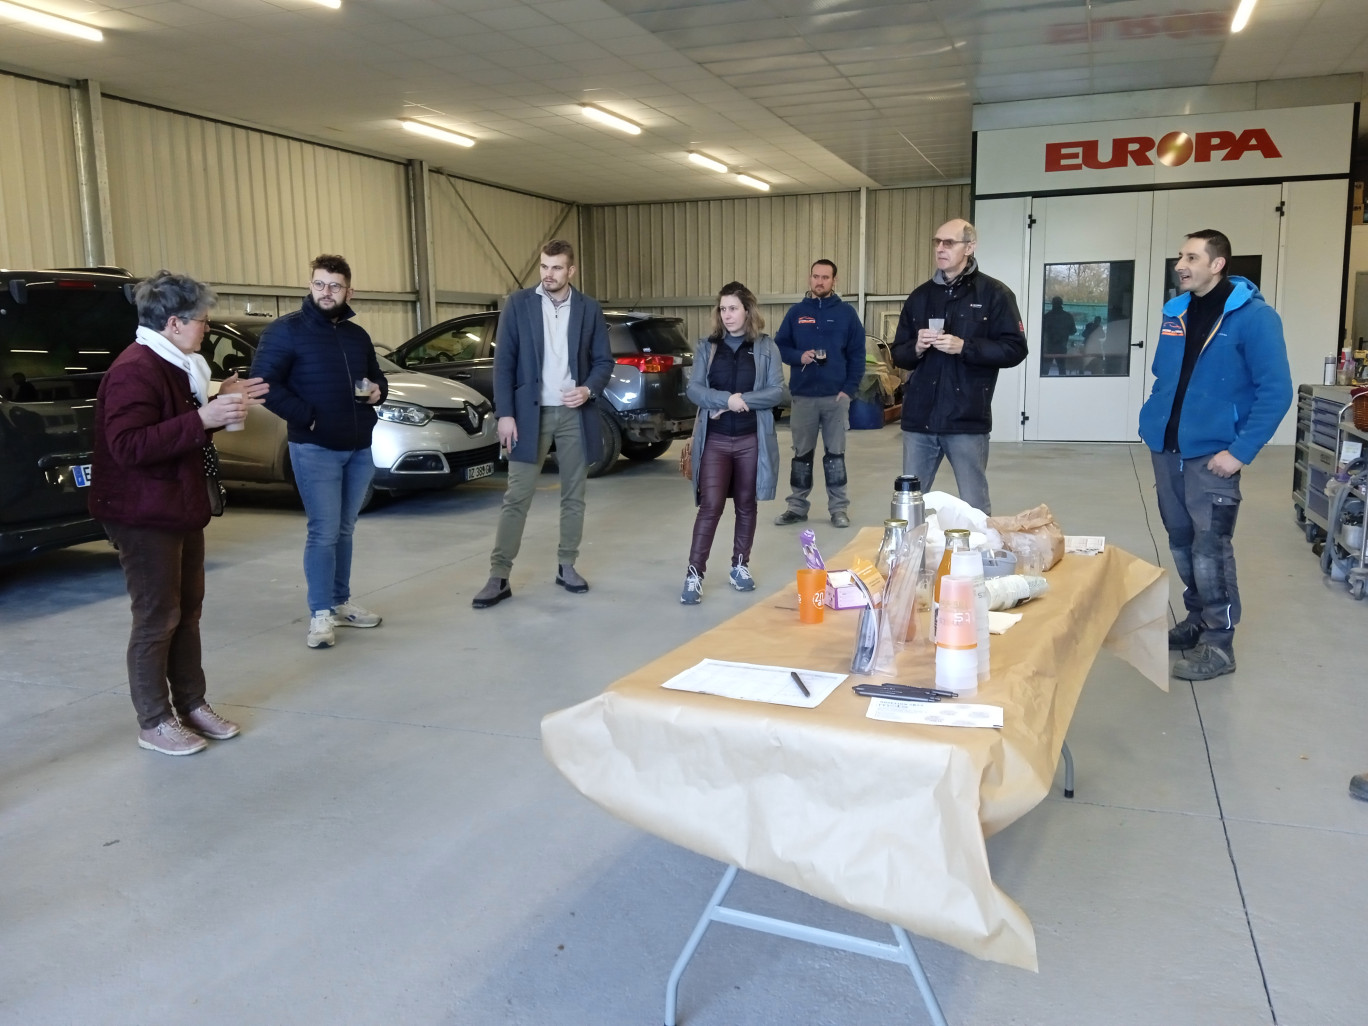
left=223, top=393, right=246, bottom=431
left=927, top=318, right=945, bottom=335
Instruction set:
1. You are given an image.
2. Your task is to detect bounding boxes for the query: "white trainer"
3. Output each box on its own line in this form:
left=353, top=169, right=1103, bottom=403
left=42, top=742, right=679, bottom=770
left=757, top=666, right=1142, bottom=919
left=307, top=611, right=336, bottom=648
left=333, top=602, right=382, bottom=628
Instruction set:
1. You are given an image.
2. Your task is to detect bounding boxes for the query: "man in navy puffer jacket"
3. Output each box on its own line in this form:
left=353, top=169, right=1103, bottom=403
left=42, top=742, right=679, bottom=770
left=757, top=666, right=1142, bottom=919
left=252, top=254, right=389, bottom=650
left=1138, top=229, right=1291, bottom=681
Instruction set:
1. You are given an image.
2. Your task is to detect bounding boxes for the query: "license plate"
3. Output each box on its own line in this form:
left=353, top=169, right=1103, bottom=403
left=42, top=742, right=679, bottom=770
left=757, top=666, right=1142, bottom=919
left=72, top=464, right=93, bottom=488
left=465, top=462, right=494, bottom=481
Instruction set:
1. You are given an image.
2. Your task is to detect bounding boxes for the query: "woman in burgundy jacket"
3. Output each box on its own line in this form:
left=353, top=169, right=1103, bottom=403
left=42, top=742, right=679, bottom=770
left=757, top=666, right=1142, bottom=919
left=90, top=271, right=267, bottom=756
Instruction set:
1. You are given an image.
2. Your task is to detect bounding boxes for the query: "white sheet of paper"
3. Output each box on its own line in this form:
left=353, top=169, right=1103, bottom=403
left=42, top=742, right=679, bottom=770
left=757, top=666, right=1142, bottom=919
left=1065, top=535, right=1105, bottom=555
left=987, top=610, right=1022, bottom=634
left=660, top=658, right=846, bottom=708
left=865, top=698, right=1004, bottom=728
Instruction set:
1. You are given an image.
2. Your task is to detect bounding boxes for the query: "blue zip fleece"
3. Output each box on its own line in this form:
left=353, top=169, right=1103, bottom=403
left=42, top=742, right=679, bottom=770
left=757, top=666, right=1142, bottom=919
left=1137, top=276, right=1291, bottom=465
left=251, top=297, right=388, bottom=452
left=773, top=293, right=865, bottom=398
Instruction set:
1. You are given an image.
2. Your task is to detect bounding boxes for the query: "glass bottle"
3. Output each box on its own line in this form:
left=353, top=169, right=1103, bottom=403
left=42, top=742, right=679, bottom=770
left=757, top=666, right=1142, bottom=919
left=874, top=518, right=908, bottom=577
left=932, top=529, right=971, bottom=637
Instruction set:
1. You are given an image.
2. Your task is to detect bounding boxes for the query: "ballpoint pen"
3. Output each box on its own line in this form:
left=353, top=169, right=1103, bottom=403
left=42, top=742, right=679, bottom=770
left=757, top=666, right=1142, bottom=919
left=852, top=684, right=939, bottom=703
left=790, top=671, right=812, bottom=698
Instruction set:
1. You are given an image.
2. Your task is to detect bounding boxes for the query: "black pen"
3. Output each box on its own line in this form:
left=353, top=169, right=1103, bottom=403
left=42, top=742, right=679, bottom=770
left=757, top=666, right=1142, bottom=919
left=886, top=683, right=959, bottom=699
left=852, top=684, right=939, bottom=703
left=790, top=671, right=812, bottom=698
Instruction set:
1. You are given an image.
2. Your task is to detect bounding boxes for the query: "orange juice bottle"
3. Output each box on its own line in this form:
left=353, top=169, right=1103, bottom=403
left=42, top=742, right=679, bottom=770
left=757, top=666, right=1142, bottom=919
left=932, top=529, right=971, bottom=638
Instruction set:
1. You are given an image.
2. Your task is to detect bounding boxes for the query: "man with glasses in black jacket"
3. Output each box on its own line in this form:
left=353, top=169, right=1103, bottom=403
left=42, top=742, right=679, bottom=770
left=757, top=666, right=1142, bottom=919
left=252, top=254, right=388, bottom=650
left=890, top=218, right=1028, bottom=516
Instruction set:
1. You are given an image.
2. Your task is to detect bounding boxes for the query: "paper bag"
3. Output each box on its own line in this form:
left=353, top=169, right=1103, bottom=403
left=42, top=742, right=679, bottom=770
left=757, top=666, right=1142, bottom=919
left=986, top=503, right=1065, bottom=572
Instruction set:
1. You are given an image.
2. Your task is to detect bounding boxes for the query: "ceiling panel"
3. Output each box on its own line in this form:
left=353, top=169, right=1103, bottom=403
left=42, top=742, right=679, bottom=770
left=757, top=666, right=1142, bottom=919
left=0, top=0, right=1361, bottom=204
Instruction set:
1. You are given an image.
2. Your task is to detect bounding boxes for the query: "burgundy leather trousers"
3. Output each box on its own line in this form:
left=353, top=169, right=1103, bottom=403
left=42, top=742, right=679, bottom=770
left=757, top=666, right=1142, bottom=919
left=688, top=431, right=758, bottom=575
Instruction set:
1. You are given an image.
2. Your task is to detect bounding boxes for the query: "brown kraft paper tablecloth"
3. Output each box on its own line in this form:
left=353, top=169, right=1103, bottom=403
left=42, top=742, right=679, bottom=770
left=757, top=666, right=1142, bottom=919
left=542, top=528, right=1166, bottom=970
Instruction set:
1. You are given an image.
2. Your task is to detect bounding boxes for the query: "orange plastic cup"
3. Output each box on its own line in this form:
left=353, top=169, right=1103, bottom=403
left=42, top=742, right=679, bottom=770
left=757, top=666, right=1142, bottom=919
left=797, top=568, right=827, bottom=623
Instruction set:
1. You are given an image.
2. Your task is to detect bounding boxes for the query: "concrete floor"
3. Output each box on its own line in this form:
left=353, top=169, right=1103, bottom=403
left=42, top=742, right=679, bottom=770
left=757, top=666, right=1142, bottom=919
left=2, top=426, right=1364, bottom=1026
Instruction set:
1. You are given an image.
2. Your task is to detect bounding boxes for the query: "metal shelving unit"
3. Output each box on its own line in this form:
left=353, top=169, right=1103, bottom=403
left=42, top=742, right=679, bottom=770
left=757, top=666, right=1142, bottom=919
left=1293, top=383, right=1368, bottom=598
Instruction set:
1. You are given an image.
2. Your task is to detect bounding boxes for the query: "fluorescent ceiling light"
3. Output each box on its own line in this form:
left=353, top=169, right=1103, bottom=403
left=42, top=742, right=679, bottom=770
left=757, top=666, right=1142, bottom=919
left=688, top=152, right=728, bottom=174
left=1230, top=0, right=1257, bottom=31
left=0, top=1, right=102, bottom=41
left=736, top=174, right=770, bottom=192
left=581, top=104, right=641, bottom=135
left=401, top=119, right=475, bottom=148
left=310, top=0, right=342, bottom=8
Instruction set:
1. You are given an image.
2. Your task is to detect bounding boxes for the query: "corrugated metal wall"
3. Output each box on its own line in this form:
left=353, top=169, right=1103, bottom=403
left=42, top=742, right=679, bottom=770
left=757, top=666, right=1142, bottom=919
left=102, top=98, right=413, bottom=293
left=582, top=192, right=860, bottom=303
left=0, top=73, right=83, bottom=268
left=429, top=171, right=577, bottom=295
left=579, top=184, right=971, bottom=342
left=867, top=185, right=972, bottom=296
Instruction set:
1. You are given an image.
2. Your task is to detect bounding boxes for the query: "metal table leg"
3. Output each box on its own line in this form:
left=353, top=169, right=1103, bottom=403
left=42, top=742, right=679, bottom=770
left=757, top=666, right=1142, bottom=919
left=1060, top=739, right=1075, bottom=799
left=664, top=865, right=949, bottom=1026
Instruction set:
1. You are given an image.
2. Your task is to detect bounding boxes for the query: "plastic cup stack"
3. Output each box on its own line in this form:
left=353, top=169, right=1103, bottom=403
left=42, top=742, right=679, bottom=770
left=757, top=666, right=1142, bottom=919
left=949, top=548, right=991, bottom=683
left=935, top=576, right=979, bottom=695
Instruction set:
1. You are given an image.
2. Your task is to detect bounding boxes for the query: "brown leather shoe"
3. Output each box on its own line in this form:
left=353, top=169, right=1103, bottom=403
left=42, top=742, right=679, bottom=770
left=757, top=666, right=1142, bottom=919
left=182, top=703, right=240, bottom=740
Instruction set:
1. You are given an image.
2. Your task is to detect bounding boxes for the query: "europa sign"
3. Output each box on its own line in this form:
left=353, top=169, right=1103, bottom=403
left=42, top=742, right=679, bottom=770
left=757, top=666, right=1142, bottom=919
left=1046, top=129, right=1282, bottom=172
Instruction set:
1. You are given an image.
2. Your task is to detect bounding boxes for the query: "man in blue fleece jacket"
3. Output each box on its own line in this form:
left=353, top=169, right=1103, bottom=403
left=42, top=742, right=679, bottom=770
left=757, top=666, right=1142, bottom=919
left=1138, top=229, right=1292, bottom=681
left=252, top=254, right=388, bottom=650
left=772, top=259, right=866, bottom=529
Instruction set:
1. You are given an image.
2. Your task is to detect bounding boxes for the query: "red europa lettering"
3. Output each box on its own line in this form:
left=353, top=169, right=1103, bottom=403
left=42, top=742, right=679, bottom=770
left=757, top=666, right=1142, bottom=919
left=1044, top=128, right=1282, bottom=172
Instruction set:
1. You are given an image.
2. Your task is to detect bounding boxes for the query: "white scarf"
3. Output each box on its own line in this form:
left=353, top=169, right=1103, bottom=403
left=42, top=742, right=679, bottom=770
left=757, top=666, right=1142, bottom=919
left=135, top=324, right=211, bottom=407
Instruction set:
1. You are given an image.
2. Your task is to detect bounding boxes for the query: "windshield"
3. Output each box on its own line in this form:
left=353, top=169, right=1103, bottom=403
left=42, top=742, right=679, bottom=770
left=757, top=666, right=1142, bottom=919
left=607, top=317, right=691, bottom=357
left=0, top=283, right=138, bottom=402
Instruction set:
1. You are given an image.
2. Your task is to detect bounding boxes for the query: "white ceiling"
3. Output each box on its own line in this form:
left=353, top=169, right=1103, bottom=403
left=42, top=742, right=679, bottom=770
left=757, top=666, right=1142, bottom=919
left=2, top=0, right=1366, bottom=203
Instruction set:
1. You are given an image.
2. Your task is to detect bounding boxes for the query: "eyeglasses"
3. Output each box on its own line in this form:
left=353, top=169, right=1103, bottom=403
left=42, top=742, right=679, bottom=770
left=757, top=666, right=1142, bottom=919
left=932, top=237, right=969, bottom=249
left=310, top=280, right=348, bottom=293
left=179, top=316, right=210, bottom=327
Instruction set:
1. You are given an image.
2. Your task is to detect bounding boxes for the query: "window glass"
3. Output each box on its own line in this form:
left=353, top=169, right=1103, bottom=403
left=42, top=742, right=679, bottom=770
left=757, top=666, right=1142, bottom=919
left=0, top=284, right=137, bottom=401
left=205, top=330, right=258, bottom=379
left=1162, top=255, right=1261, bottom=302
left=408, top=318, right=491, bottom=366
left=1040, top=261, right=1134, bottom=378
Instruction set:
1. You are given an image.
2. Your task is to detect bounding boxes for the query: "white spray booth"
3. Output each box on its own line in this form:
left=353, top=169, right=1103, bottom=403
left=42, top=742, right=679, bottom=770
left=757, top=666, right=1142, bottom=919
left=972, top=97, right=1357, bottom=446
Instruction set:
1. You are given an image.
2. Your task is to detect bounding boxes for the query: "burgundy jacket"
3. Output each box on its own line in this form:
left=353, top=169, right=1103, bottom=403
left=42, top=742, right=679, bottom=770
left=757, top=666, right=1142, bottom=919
left=90, top=342, right=215, bottom=532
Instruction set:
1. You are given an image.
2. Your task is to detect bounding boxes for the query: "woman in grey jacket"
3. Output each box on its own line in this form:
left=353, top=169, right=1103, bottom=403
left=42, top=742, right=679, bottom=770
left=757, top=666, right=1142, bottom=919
left=681, top=282, right=784, bottom=604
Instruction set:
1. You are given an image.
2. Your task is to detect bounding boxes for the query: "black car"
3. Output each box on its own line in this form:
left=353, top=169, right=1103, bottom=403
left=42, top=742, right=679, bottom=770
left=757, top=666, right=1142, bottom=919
left=389, top=310, right=697, bottom=476
left=0, top=268, right=139, bottom=565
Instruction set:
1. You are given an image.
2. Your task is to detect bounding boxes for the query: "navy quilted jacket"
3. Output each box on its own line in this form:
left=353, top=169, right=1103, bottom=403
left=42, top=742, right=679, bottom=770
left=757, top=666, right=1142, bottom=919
left=251, top=297, right=388, bottom=451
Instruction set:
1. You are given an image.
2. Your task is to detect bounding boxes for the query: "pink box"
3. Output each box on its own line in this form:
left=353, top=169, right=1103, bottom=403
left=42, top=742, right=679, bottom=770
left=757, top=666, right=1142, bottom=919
left=825, top=570, right=875, bottom=610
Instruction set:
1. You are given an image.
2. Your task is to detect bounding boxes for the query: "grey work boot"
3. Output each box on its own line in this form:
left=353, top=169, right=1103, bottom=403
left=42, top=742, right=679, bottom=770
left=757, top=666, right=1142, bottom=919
left=1351, top=772, right=1368, bottom=802
left=472, top=577, right=512, bottom=609
left=774, top=510, right=807, bottom=526
left=1168, top=620, right=1201, bottom=650
left=1172, top=643, right=1235, bottom=681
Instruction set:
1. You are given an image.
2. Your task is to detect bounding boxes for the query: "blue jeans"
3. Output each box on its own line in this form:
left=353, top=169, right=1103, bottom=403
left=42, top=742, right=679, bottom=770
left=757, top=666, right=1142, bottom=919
left=289, top=443, right=375, bottom=614
left=1151, top=450, right=1241, bottom=650
left=901, top=431, right=993, bottom=514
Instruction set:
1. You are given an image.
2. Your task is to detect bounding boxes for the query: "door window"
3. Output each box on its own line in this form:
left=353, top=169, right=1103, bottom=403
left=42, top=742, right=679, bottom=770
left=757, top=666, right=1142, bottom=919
left=1040, top=261, right=1134, bottom=378
left=407, top=317, right=493, bottom=367
left=205, top=331, right=257, bottom=380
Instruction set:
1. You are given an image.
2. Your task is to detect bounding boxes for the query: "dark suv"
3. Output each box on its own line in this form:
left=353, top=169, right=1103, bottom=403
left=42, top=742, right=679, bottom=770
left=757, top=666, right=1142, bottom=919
left=0, top=268, right=139, bottom=565
left=389, top=310, right=697, bottom=476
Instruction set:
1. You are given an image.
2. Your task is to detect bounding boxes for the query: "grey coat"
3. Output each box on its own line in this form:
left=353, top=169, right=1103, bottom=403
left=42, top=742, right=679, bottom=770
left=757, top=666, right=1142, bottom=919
left=686, top=334, right=784, bottom=505
left=492, top=286, right=614, bottom=464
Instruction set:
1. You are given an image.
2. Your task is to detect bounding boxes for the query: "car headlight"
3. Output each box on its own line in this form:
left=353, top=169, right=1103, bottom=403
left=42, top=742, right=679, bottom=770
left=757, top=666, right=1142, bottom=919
left=376, top=400, right=433, bottom=426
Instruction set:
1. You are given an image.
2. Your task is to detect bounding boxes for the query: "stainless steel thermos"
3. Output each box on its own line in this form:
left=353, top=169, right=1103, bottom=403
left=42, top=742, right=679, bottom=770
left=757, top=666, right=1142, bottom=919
left=891, top=475, right=924, bottom=531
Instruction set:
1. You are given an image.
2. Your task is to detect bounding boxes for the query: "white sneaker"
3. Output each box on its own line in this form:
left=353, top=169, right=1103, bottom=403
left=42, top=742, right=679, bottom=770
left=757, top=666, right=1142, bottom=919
left=333, top=602, right=382, bottom=628
left=307, top=611, right=336, bottom=648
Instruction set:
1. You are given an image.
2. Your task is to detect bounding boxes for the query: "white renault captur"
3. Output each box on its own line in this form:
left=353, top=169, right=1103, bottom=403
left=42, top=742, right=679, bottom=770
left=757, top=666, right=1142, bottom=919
left=205, top=319, right=499, bottom=509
